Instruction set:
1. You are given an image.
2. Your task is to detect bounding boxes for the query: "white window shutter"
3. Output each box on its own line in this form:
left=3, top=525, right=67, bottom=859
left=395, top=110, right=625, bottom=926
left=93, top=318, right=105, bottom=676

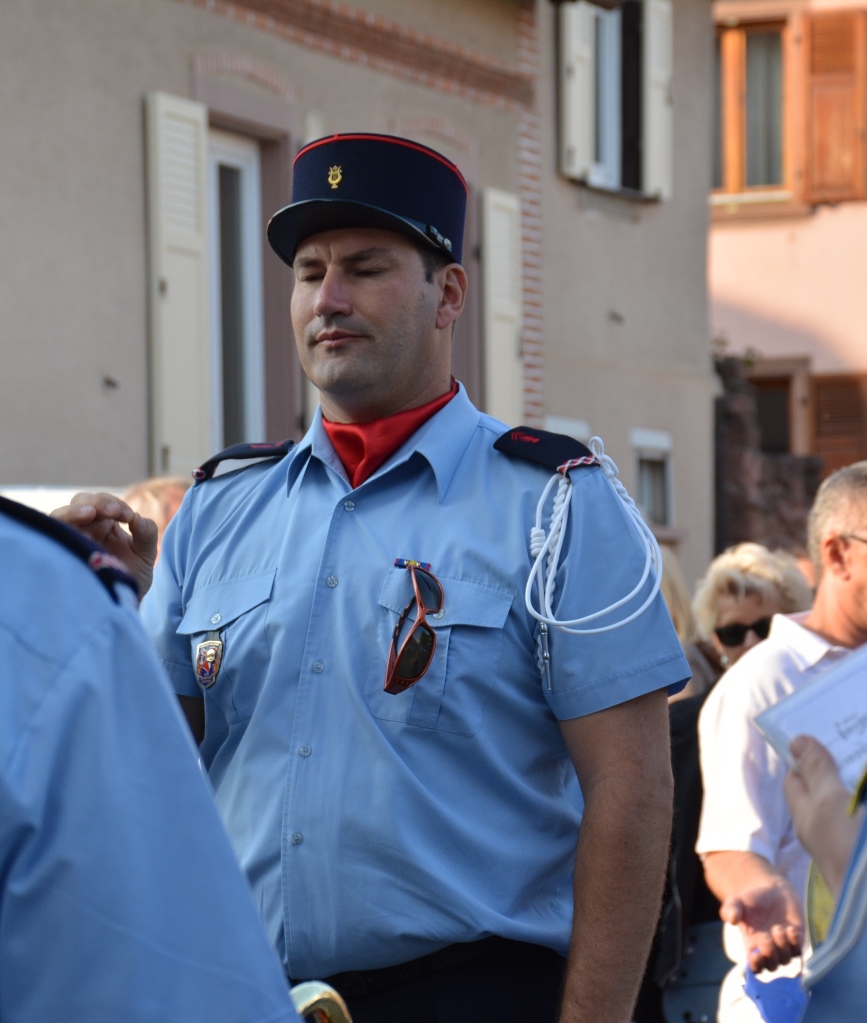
left=481, top=188, right=523, bottom=426
left=642, top=0, right=674, bottom=199
left=559, top=1, right=594, bottom=181
left=145, top=91, right=212, bottom=477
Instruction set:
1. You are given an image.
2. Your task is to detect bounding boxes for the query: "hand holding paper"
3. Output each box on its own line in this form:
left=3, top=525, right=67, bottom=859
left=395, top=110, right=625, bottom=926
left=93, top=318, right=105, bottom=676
left=754, top=644, right=867, bottom=791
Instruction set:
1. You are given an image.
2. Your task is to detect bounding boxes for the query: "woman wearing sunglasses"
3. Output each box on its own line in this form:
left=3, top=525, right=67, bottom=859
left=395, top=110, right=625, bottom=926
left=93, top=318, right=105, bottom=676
left=690, top=543, right=814, bottom=691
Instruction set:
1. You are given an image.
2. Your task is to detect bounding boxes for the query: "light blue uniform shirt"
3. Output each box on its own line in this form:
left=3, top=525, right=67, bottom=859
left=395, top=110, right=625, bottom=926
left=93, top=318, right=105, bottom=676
left=145, top=387, right=688, bottom=980
left=0, top=508, right=300, bottom=1023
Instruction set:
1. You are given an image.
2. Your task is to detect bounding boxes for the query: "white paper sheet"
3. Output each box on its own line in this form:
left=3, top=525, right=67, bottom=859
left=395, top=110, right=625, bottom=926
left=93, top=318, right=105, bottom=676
left=753, top=644, right=867, bottom=791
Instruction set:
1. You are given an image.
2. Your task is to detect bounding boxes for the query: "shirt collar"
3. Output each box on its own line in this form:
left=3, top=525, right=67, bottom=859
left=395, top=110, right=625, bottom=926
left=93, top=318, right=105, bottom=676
left=771, top=611, right=850, bottom=672
left=285, top=384, right=482, bottom=500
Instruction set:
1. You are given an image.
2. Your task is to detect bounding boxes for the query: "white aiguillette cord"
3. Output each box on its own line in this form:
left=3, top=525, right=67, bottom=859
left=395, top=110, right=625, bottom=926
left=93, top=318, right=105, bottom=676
left=524, top=437, right=663, bottom=689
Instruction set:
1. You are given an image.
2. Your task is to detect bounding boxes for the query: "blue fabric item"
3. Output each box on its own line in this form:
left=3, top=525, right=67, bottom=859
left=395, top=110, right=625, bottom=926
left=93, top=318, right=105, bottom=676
left=143, top=386, right=689, bottom=980
left=744, top=968, right=809, bottom=1023
left=267, top=132, right=468, bottom=265
left=0, top=504, right=299, bottom=1023
left=802, top=815, right=867, bottom=1021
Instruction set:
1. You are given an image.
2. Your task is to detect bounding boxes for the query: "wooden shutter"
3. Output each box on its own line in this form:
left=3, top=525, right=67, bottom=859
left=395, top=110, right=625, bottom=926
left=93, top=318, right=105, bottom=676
left=145, top=91, right=212, bottom=476
left=642, top=0, right=673, bottom=199
left=559, top=1, right=595, bottom=181
left=481, top=188, right=523, bottom=426
left=812, top=374, right=867, bottom=475
left=805, top=11, right=867, bottom=204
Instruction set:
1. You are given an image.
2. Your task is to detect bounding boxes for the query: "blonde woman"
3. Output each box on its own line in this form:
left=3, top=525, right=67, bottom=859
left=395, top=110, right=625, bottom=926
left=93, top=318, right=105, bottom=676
left=687, top=543, right=814, bottom=698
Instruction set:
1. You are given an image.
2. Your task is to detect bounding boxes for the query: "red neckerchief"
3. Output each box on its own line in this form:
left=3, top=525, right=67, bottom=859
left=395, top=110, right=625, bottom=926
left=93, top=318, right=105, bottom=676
left=322, top=379, right=458, bottom=488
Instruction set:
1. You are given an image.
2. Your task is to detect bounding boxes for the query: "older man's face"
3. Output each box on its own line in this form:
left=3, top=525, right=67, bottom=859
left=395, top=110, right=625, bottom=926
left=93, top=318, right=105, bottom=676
left=290, top=228, right=452, bottom=423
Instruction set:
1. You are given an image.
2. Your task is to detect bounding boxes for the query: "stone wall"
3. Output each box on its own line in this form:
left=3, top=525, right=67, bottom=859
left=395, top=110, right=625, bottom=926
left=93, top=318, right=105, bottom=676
left=715, top=357, right=823, bottom=553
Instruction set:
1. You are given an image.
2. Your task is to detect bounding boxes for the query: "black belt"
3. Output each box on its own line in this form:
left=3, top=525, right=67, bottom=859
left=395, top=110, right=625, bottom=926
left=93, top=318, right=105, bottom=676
left=295, top=937, right=556, bottom=998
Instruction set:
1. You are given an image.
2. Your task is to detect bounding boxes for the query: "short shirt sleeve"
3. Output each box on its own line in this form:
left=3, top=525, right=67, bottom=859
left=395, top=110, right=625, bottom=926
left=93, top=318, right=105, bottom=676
left=696, top=668, right=790, bottom=864
left=542, top=468, right=689, bottom=720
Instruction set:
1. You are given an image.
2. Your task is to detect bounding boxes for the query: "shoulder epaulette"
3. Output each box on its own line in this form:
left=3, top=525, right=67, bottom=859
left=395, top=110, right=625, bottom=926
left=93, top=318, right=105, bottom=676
left=0, top=495, right=137, bottom=604
left=494, top=426, right=600, bottom=474
left=192, top=439, right=296, bottom=484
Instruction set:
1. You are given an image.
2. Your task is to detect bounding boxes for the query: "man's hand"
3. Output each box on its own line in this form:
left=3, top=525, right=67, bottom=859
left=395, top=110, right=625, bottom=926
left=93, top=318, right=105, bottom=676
left=720, top=878, right=804, bottom=973
left=785, top=734, right=862, bottom=900
left=52, top=492, right=158, bottom=599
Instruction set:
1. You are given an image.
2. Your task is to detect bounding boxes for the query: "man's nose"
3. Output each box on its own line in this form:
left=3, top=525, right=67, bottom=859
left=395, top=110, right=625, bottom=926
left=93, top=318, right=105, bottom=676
left=313, top=268, right=352, bottom=318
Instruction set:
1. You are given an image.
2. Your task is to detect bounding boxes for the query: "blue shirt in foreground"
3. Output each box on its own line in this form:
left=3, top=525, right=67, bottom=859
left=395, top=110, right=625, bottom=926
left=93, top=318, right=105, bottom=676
left=0, top=506, right=300, bottom=1023
left=144, top=386, right=689, bottom=980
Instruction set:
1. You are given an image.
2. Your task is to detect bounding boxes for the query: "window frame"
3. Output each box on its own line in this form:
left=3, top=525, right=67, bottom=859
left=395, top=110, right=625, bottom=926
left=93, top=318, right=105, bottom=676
left=630, top=427, right=674, bottom=529
left=558, top=0, right=673, bottom=200
left=207, top=128, right=267, bottom=451
left=713, top=18, right=791, bottom=202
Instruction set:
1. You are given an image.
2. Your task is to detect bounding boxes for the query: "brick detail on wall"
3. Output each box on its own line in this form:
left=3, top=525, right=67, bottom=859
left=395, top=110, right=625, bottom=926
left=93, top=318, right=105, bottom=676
left=387, top=116, right=479, bottom=158
left=517, top=1, right=544, bottom=425
left=192, top=52, right=301, bottom=101
left=177, top=0, right=534, bottom=109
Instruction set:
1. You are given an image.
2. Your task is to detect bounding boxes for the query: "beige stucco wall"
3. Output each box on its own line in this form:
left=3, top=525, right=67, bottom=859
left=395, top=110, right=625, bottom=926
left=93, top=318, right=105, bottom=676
left=2, top=0, right=715, bottom=588
left=0, top=0, right=521, bottom=486
left=710, top=204, right=867, bottom=374
left=536, top=0, right=717, bottom=586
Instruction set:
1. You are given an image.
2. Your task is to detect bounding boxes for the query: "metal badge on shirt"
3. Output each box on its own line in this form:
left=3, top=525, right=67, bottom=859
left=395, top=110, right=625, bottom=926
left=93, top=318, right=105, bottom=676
left=195, top=631, right=223, bottom=689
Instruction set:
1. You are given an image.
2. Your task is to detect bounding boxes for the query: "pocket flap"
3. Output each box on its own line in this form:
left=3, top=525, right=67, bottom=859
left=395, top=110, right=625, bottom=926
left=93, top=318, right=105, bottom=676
left=378, top=568, right=512, bottom=629
left=177, top=569, right=276, bottom=634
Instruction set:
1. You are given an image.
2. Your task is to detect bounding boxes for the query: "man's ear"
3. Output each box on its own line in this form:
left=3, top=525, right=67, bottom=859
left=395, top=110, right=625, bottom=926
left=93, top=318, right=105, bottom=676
left=822, top=534, right=851, bottom=580
left=435, top=264, right=468, bottom=331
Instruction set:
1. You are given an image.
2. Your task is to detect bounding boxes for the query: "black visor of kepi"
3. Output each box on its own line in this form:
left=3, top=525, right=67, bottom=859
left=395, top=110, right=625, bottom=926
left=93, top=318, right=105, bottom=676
left=267, top=133, right=468, bottom=266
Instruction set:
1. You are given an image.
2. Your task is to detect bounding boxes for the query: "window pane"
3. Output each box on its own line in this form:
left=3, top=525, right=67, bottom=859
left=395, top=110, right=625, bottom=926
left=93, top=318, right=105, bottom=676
left=218, top=164, right=246, bottom=447
left=638, top=457, right=669, bottom=525
left=746, top=32, right=782, bottom=186
left=713, top=35, right=724, bottom=189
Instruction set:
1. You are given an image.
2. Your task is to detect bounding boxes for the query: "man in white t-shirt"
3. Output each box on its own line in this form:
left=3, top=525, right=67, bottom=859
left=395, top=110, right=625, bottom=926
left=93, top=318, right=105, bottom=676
left=697, top=461, right=867, bottom=1022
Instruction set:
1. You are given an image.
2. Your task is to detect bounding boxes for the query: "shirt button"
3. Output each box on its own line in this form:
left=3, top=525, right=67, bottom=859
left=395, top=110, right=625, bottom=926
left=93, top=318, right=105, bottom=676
left=290, top=832, right=303, bottom=846
left=326, top=575, right=338, bottom=588
left=210, top=613, right=222, bottom=625
left=312, top=661, right=324, bottom=673
left=432, top=608, right=445, bottom=619
left=300, top=744, right=312, bottom=757
left=344, top=500, right=355, bottom=512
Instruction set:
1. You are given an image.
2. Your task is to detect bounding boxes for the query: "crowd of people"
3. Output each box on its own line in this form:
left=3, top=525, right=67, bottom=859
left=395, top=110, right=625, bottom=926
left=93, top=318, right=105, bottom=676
left=2, top=131, right=866, bottom=1023
left=638, top=465, right=867, bottom=1023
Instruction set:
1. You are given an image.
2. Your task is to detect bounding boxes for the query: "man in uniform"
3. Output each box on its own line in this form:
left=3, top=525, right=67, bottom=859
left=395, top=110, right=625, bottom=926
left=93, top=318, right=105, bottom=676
left=57, top=134, right=688, bottom=1023
left=0, top=495, right=303, bottom=1023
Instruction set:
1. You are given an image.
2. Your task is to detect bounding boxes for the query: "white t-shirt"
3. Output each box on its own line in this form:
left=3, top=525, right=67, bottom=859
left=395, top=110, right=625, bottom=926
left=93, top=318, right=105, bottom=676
left=698, top=613, right=850, bottom=916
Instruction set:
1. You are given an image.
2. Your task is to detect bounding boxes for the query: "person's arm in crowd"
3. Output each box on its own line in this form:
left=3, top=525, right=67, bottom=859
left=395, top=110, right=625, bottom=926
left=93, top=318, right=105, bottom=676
left=785, top=735, right=864, bottom=901
left=51, top=492, right=158, bottom=599
left=702, top=849, right=804, bottom=972
left=557, top=688, right=673, bottom=1023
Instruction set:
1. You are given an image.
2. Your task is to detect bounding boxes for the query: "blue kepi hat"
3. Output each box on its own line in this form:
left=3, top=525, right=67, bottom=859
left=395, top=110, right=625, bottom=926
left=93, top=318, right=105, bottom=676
left=267, top=133, right=467, bottom=266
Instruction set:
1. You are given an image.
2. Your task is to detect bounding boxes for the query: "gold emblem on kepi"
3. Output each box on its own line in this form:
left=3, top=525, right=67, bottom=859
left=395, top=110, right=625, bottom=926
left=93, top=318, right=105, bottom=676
left=195, top=639, right=223, bottom=688
left=327, top=165, right=342, bottom=190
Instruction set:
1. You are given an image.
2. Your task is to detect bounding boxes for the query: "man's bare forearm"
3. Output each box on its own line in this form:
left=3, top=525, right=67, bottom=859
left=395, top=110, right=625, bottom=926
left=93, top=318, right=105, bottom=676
left=558, top=697, right=673, bottom=1023
left=702, top=849, right=780, bottom=904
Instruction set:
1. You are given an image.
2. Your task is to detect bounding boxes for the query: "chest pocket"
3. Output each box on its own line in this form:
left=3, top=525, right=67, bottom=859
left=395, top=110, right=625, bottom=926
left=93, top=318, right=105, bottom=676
left=177, top=569, right=276, bottom=724
left=363, top=567, right=513, bottom=736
